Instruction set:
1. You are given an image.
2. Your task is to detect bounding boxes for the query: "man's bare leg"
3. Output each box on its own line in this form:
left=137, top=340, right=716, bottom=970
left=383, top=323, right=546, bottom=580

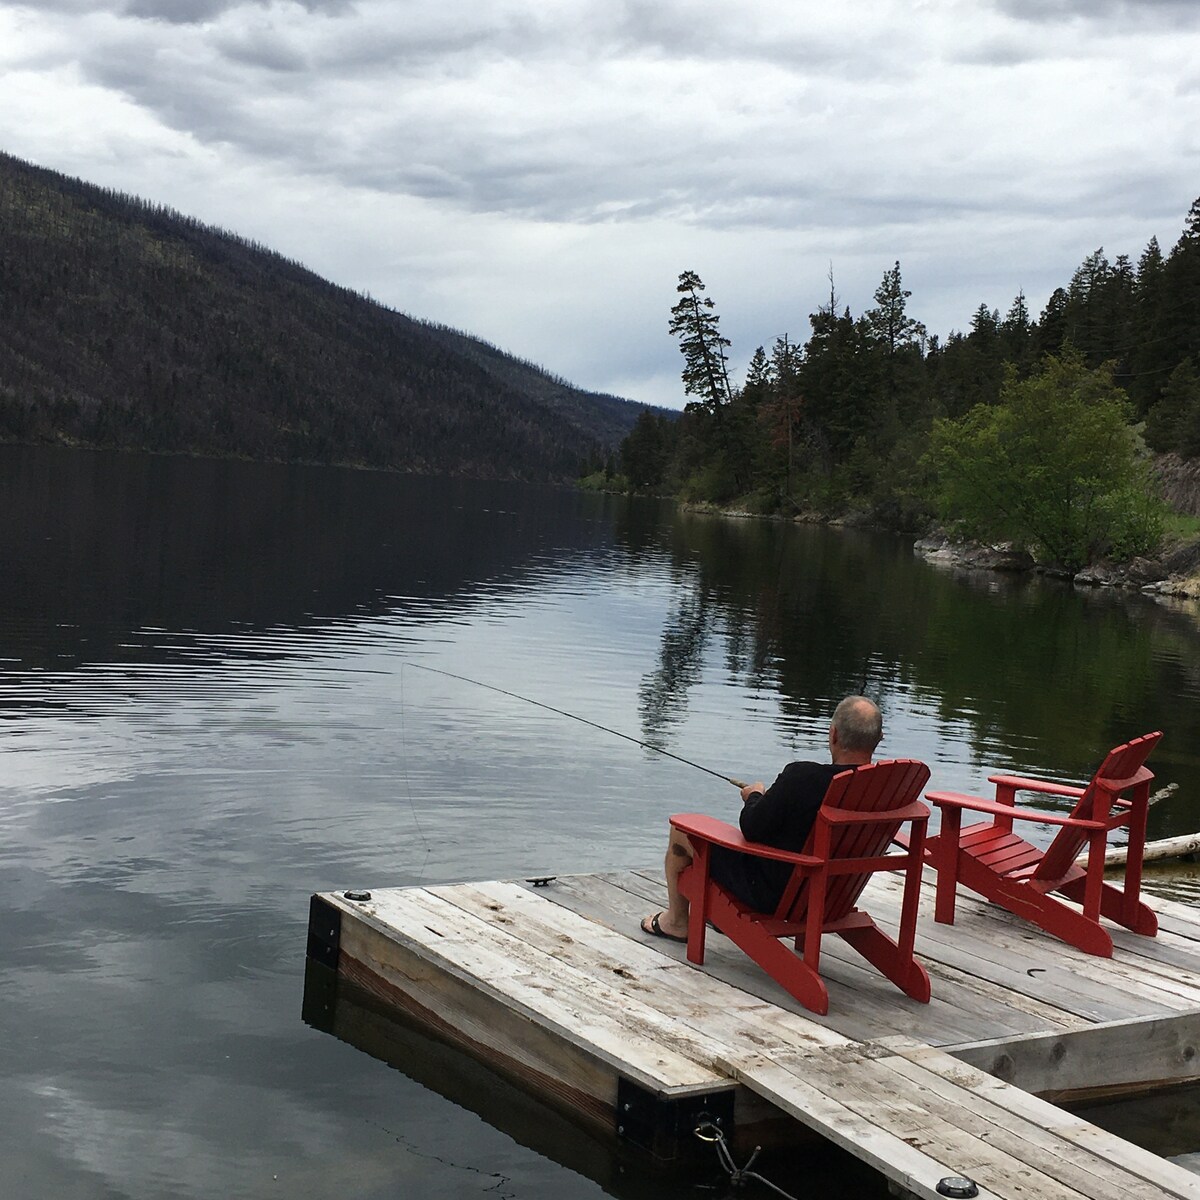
left=641, top=827, right=692, bottom=940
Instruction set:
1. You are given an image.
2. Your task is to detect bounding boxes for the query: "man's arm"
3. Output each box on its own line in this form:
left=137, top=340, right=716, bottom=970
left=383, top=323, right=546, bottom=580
left=740, top=761, right=833, bottom=848
left=739, top=769, right=791, bottom=842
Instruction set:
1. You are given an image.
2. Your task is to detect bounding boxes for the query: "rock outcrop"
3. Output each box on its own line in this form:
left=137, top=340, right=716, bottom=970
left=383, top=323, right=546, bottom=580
left=913, top=532, right=1200, bottom=595
left=913, top=535, right=1035, bottom=573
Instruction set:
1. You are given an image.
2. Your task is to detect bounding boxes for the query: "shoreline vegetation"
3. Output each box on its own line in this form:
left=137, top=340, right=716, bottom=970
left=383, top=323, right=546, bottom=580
left=578, top=467, right=1200, bottom=597
left=603, top=199, right=1200, bottom=584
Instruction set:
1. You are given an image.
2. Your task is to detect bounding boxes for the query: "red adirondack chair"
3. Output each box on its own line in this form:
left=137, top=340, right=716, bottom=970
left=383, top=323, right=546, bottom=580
left=670, top=759, right=932, bottom=1015
left=924, top=732, right=1162, bottom=957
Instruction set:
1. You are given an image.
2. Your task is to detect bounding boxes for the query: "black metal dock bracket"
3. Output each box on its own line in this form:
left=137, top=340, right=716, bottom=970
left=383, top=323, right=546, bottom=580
left=615, top=1077, right=735, bottom=1160
left=306, top=893, right=342, bottom=970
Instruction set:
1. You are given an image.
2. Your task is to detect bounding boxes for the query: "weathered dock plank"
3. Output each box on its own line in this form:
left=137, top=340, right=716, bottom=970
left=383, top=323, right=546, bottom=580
left=885, top=1041, right=1200, bottom=1198
left=868, top=871, right=1200, bottom=1015
left=538, top=870, right=1027, bottom=1044
left=348, top=886, right=726, bottom=1095
left=947, top=1012, right=1200, bottom=1099
left=547, top=868, right=1031, bottom=1031
left=541, top=867, right=1200, bottom=1065
left=310, top=867, right=1200, bottom=1197
left=733, top=1050, right=1081, bottom=1200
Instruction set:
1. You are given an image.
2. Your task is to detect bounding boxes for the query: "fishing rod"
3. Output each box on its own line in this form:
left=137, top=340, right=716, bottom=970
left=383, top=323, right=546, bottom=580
left=405, top=661, right=746, bottom=789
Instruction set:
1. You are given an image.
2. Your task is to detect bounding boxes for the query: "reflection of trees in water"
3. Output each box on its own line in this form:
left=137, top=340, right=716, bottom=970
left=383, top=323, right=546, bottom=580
left=637, top=589, right=710, bottom=750
left=632, top=513, right=919, bottom=746
left=622, top=508, right=1200, bottom=828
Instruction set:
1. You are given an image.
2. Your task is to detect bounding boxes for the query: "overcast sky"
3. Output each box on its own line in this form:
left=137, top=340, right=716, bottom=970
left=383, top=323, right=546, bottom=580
left=2, top=1, right=1198, bottom=408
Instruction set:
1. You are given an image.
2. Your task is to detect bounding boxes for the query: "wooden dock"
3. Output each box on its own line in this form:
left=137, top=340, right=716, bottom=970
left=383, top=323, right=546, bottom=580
left=306, top=869, right=1200, bottom=1199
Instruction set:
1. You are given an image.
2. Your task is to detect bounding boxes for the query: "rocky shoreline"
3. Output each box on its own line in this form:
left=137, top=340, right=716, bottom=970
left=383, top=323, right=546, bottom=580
left=913, top=533, right=1200, bottom=598
left=678, top=495, right=1200, bottom=600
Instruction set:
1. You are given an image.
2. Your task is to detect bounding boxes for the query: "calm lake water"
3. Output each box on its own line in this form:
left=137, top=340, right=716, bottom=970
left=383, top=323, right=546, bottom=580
left=2, top=443, right=1199, bottom=1199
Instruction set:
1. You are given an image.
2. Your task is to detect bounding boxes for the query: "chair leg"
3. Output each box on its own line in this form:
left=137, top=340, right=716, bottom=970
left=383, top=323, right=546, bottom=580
left=958, top=858, right=1114, bottom=956
left=707, top=889, right=830, bottom=1014
left=1059, top=878, right=1158, bottom=937
left=676, top=861, right=710, bottom=965
left=927, top=818, right=961, bottom=926
left=840, top=922, right=931, bottom=1003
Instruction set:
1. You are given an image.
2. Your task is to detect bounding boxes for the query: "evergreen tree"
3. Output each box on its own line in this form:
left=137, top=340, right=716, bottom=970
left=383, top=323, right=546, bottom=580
left=621, top=409, right=675, bottom=490
left=1129, top=236, right=1167, bottom=414
left=1138, top=235, right=1165, bottom=284
left=1064, top=248, right=1110, bottom=363
left=668, top=270, right=734, bottom=417
left=799, top=306, right=883, bottom=466
left=1145, top=359, right=1200, bottom=457
left=743, top=345, right=772, bottom=393
left=1000, top=291, right=1034, bottom=375
left=1034, top=287, right=1069, bottom=360
left=968, top=303, right=1004, bottom=403
left=1160, top=199, right=1200, bottom=386
left=865, top=261, right=927, bottom=435
left=866, top=261, right=926, bottom=354
left=759, top=335, right=803, bottom=502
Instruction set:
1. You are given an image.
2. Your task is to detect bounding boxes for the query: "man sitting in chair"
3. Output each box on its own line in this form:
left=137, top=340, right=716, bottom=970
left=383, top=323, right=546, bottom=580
left=640, top=695, right=883, bottom=942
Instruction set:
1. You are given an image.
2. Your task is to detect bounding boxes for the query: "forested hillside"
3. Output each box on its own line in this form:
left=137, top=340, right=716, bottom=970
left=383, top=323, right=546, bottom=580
left=624, top=197, right=1200, bottom=566
left=0, top=152, right=643, bottom=480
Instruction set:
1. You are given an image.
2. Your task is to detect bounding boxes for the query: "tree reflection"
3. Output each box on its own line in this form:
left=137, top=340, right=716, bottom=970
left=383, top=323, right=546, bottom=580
left=637, top=588, right=711, bottom=749
left=624, top=508, right=1200, bottom=818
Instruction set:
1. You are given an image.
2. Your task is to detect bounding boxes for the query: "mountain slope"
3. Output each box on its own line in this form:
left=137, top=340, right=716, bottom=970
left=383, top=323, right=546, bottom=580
left=0, top=152, right=646, bottom=480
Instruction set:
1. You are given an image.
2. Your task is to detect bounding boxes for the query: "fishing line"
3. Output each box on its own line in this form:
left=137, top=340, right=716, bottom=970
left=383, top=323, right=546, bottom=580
left=399, top=663, right=433, bottom=886
left=405, top=661, right=746, bottom=789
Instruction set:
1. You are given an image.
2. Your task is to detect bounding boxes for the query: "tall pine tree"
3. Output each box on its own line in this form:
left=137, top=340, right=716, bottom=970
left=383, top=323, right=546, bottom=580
left=668, top=270, right=734, bottom=417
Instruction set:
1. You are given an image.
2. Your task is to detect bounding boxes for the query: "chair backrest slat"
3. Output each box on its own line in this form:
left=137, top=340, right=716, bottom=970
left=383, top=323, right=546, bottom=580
left=786, top=759, right=930, bottom=924
left=1032, top=731, right=1162, bottom=883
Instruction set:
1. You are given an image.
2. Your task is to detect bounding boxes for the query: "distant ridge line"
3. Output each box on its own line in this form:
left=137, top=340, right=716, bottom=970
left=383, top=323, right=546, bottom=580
left=0, top=149, right=649, bottom=480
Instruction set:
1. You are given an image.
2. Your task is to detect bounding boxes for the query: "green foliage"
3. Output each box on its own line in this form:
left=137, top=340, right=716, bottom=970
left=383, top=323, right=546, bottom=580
left=866, top=433, right=936, bottom=532
left=577, top=468, right=629, bottom=492
left=1144, top=360, right=1200, bottom=456
left=1164, top=511, right=1200, bottom=541
left=677, top=460, right=741, bottom=505
left=926, top=355, right=1166, bottom=570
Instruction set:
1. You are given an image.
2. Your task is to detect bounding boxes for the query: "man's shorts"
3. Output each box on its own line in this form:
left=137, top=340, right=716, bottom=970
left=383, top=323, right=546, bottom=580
left=707, top=844, right=783, bottom=914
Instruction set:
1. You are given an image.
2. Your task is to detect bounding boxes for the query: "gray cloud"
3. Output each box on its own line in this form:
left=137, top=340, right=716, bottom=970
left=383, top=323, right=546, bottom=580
left=126, top=0, right=249, bottom=19
left=130, top=0, right=355, bottom=22
left=26, top=0, right=350, bottom=18
left=953, top=35, right=1049, bottom=67
left=50, top=6, right=935, bottom=230
left=3, top=0, right=1198, bottom=405
left=212, top=27, right=312, bottom=72
left=993, top=0, right=1197, bottom=24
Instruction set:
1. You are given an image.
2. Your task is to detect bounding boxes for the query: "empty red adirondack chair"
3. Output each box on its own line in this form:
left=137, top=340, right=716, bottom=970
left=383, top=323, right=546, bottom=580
left=670, top=758, right=932, bottom=1015
left=924, top=732, right=1162, bottom=957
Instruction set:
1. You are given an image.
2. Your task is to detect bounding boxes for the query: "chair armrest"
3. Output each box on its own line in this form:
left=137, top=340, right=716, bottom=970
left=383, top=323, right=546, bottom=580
left=822, top=800, right=930, bottom=826
left=986, top=774, right=1086, bottom=800
left=669, top=813, right=822, bottom=866
left=925, top=791, right=1105, bottom=829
